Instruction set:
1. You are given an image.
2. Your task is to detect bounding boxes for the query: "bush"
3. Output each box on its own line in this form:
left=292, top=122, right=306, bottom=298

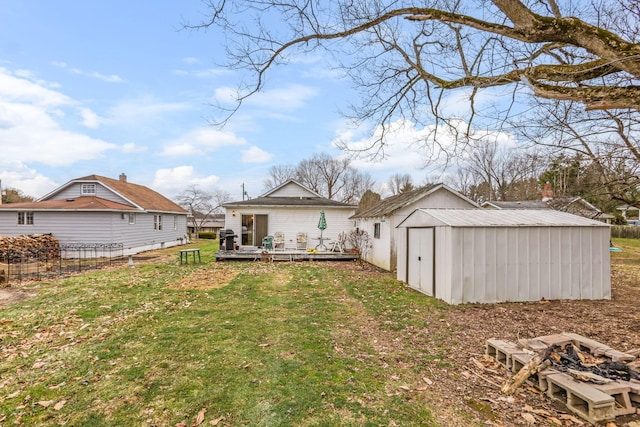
left=198, top=232, right=217, bottom=240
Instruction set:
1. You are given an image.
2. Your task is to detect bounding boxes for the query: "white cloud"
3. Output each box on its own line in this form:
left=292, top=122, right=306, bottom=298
left=241, top=146, right=272, bottom=163
left=107, top=96, right=192, bottom=125
left=158, top=127, right=246, bottom=157
left=333, top=119, right=516, bottom=181
left=52, top=61, right=124, bottom=83
left=79, top=107, right=101, bottom=128
left=214, top=84, right=319, bottom=111
left=121, top=142, right=147, bottom=153
left=0, top=67, right=71, bottom=106
left=0, top=69, right=118, bottom=167
left=152, top=166, right=220, bottom=195
left=0, top=161, right=59, bottom=198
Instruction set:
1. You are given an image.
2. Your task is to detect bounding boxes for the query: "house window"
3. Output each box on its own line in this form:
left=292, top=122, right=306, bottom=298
left=154, top=214, right=163, bottom=231
left=173, top=215, right=178, bottom=231
left=373, top=222, right=381, bottom=239
left=81, top=184, right=96, bottom=195
left=18, top=211, right=34, bottom=225
left=128, top=213, right=136, bottom=224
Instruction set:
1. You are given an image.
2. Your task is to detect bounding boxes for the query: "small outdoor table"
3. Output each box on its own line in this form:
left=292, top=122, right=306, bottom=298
left=314, top=237, right=330, bottom=251
left=179, top=248, right=201, bottom=264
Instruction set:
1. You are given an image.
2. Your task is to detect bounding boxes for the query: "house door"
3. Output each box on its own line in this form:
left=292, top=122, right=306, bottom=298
left=255, top=215, right=268, bottom=246
left=407, top=228, right=435, bottom=296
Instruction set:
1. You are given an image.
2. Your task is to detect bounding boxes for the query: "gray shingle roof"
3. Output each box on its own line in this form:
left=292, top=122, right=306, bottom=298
left=352, top=183, right=478, bottom=219
left=223, top=196, right=355, bottom=208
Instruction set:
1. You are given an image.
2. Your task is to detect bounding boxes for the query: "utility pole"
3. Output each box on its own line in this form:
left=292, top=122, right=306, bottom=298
left=241, top=183, right=249, bottom=200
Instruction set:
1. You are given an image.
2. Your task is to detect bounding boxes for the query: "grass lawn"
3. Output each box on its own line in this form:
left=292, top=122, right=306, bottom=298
left=2, top=238, right=637, bottom=426
left=0, top=240, right=457, bottom=426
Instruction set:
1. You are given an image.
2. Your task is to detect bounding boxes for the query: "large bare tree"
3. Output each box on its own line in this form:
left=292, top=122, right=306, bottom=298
left=263, top=153, right=375, bottom=203
left=515, top=99, right=640, bottom=205
left=194, top=0, right=640, bottom=203
left=194, top=1, right=639, bottom=124
left=176, top=185, right=230, bottom=237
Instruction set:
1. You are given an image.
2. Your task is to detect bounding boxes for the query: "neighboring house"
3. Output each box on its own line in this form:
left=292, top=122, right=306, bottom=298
left=222, top=180, right=356, bottom=249
left=0, top=174, right=188, bottom=256
left=396, top=209, right=611, bottom=305
left=188, top=213, right=225, bottom=236
left=351, top=183, right=480, bottom=272
left=482, top=198, right=614, bottom=223
left=617, top=204, right=639, bottom=221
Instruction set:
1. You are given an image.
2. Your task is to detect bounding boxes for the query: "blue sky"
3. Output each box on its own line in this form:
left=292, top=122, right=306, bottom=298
left=0, top=1, right=502, bottom=201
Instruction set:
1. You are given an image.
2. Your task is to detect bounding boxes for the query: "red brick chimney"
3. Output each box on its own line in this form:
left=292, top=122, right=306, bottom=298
left=119, top=173, right=127, bottom=183
left=541, top=182, right=553, bottom=201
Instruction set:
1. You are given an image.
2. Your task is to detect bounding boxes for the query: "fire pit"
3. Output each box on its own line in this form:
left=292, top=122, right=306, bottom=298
left=487, top=333, right=640, bottom=424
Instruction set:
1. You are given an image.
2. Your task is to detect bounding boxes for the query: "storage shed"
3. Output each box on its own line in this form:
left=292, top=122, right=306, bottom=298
left=396, top=209, right=611, bottom=305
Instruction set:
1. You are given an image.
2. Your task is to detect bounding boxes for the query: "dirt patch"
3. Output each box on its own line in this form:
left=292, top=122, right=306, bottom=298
left=0, top=287, right=36, bottom=308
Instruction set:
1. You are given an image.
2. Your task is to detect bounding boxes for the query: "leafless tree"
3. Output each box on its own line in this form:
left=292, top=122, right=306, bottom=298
left=515, top=99, right=640, bottom=205
left=263, top=164, right=297, bottom=192
left=451, top=139, right=544, bottom=203
left=263, top=153, right=375, bottom=203
left=347, top=229, right=372, bottom=266
left=387, top=173, right=414, bottom=195
left=176, top=185, right=230, bottom=237
left=192, top=0, right=640, bottom=147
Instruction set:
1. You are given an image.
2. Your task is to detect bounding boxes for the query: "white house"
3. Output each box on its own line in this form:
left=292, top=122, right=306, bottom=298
left=351, top=184, right=479, bottom=271
left=397, top=209, right=611, bottom=305
left=222, top=180, right=357, bottom=250
left=0, top=174, right=188, bottom=256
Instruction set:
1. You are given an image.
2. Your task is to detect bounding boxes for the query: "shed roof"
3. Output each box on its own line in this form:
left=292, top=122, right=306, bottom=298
left=352, top=183, right=479, bottom=219
left=397, top=208, right=611, bottom=228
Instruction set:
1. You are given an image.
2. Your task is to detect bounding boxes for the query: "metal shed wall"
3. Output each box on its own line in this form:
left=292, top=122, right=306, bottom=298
left=397, top=209, right=611, bottom=305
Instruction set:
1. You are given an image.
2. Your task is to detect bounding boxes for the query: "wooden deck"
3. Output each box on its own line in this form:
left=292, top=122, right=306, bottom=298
left=215, top=247, right=359, bottom=262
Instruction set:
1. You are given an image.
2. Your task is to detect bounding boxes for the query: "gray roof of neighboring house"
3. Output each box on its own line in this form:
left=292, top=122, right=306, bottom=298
left=483, top=198, right=614, bottom=220
left=482, top=200, right=550, bottom=209
left=351, top=183, right=479, bottom=219
left=223, top=196, right=356, bottom=208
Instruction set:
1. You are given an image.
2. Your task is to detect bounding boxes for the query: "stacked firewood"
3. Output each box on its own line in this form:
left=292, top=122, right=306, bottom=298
left=0, top=234, right=60, bottom=262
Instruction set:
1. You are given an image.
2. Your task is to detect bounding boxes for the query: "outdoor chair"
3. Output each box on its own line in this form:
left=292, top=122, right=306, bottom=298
left=296, top=232, right=307, bottom=250
left=262, top=235, right=274, bottom=250
left=273, top=232, right=285, bottom=251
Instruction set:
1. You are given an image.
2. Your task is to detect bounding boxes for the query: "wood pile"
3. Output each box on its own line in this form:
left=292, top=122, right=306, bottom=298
left=0, top=234, right=60, bottom=262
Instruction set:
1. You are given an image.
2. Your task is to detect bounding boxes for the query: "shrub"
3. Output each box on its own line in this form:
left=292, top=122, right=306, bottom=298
left=198, top=232, right=217, bottom=240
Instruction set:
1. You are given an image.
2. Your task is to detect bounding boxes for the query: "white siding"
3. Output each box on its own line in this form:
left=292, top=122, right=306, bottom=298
left=365, top=187, right=479, bottom=271
left=398, top=209, right=611, bottom=305
left=0, top=211, right=188, bottom=256
left=225, top=206, right=355, bottom=249
left=267, top=182, right=318, bottom=198
left=361, top=219, right=392, bottom=270
left=417, top=225, right=610, bottom=305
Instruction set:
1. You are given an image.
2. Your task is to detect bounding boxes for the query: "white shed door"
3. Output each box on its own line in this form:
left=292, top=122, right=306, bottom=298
left=407, top=228, right=434, bottom=296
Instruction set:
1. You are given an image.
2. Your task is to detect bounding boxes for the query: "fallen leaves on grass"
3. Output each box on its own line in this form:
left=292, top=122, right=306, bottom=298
left=169, top=265, right=240, bottom=290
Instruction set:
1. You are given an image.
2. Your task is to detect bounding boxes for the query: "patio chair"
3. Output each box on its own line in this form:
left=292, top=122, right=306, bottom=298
left=261, top=235, right=274, bottom=250
left=273, top=231, right=285, bottom=251
left=296, top=232, right=307, bottom=250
